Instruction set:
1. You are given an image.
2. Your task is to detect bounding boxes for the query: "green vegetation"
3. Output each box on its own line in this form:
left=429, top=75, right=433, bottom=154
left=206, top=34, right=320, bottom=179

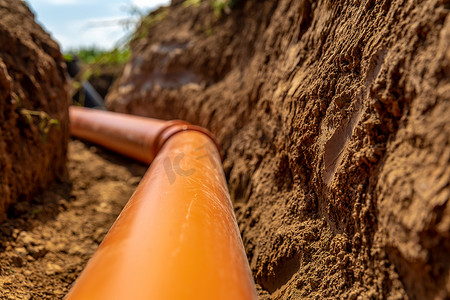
left=20, top=108, right=60, bottom=142
left=15, top=95, right=60, bottom=143
left=63, top=0, right=242, bottom=101
left=131, top=8, right=169, bottom=41
left=65, top=47, right=130, bottom=66
left=140, top=8, right=169, bottom=29
left=64, top=44, right=131, bottom=101
left=63, top=4, right=156, bottom=99
left=211, top=0, right=229, bottom=18
left=183, top=0, right=201, bottom=7
left=183, top=0, right=241, bottom=18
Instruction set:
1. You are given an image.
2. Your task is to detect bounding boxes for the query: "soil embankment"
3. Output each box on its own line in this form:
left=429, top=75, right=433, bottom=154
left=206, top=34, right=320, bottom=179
left=0, top=0, right=69, bottom=221
left=107, top=1, right=450, bottom=298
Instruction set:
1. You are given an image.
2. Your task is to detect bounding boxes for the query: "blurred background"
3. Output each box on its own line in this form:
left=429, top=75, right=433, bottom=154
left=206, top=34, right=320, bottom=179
left=25, top=0, right=170, bottom=51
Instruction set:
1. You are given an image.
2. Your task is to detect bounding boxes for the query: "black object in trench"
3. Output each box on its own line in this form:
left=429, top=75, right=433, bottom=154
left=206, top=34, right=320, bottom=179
left=66, top=57, right=106, bottom=110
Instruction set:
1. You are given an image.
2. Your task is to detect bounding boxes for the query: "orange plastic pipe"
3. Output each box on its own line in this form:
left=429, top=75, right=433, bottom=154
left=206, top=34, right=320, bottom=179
left=66, top=108, right=257, bottom=300
left=69, top=106, right=190, bottom=164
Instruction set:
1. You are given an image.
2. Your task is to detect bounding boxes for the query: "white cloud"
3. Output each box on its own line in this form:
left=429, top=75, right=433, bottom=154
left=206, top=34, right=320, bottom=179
left=57, top=18, right=131, bottom=51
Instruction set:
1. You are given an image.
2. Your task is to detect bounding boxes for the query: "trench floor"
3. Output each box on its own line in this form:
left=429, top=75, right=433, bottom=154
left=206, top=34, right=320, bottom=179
left=0, top=140, right=146, bottom=299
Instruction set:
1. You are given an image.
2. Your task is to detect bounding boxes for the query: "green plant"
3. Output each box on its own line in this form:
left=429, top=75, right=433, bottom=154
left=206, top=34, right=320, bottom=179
left=20, top=109, right=60, bottom=142
left=66, top=47, right=131, bottom=66
left=183, top=0, right=241, bottom=19
left=205, top=24, right=214, bottom=36
left=14, top=94, right=22, bottom=108
left=32, top=208, right=42, bottom=215
left=211, top=0, right=228, bottom=18
left=132, top=8, right=169, bottom=41
left=63, top=53, right=74, bottom=62
left=183, top=0, right=202, bottom=7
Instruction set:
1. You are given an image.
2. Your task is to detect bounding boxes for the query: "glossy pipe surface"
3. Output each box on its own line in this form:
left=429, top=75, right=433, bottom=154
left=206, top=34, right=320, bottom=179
left=65, top=131, right=257, bottom=300
left=69, top=106, right=189, bottom=164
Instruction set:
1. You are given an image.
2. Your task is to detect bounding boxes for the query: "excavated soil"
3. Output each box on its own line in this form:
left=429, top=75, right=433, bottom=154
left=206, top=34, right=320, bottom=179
left=0, top=0, right=69, bottom=221
left=107, top=0, right=450, bottom=299
left=0, top=140, right=146, bottom=299
left=0, top=0, right=449, bottom=299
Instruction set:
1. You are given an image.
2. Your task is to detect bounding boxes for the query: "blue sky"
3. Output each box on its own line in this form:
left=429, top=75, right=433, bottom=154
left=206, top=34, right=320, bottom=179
left=25, top=0, right=170, bottom=52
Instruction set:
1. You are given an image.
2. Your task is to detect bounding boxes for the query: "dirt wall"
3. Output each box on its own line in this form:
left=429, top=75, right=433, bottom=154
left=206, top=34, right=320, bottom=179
left=0, top=0, right=69, bottom=222
left=106, top=0, right=450, bottom=298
